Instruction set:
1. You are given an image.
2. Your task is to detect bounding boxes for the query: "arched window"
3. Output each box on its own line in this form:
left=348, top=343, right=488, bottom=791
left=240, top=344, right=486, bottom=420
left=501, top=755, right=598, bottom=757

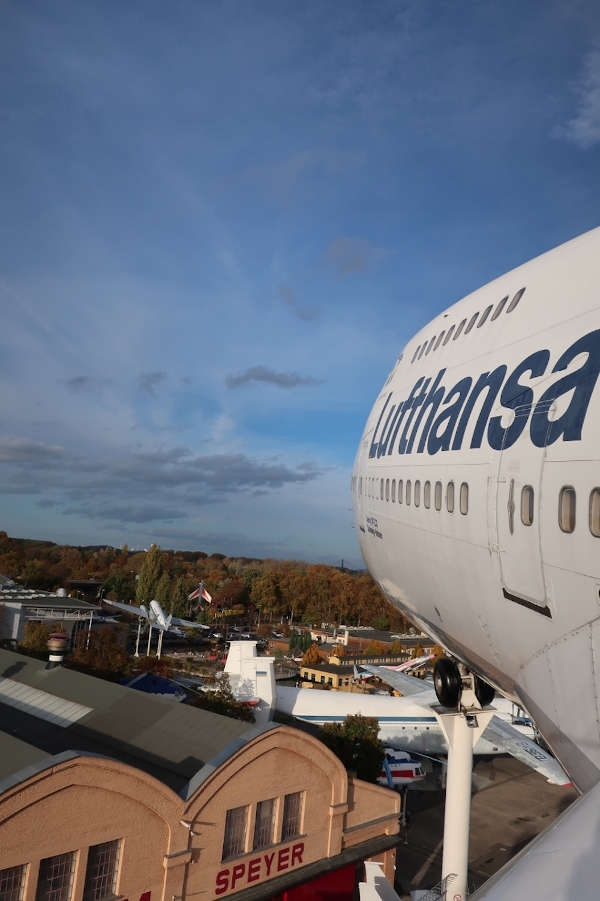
left=507, top=287, right=525, bottom=313
left=491, top=296, right=509, bottom=321
left=414, top=480, right=421, bottom=507
left=590, top=489, right=600, bottom=537
left=521, top=486, right=534, bottom=526
left=447, top=481, right=455, bottom=513
left=559, top=486, right=576, bottom=533
left=477, top=304, right=493, bottom=328
left=464, top=312, right=479, bottom=335
left=460, top=482, right=468, bottom=515
left=424, top=481, right=431, bottom=509
left=435, top=481, right=442, bottom=511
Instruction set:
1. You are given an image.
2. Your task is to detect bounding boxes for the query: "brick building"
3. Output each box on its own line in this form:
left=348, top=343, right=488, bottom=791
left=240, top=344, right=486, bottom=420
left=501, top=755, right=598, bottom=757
left=0, top=649, right=400, bottom=901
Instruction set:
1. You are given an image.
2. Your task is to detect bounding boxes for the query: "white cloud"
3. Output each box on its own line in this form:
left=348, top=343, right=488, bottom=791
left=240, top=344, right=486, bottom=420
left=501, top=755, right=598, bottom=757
left=560, top=46, right=600, bottom=149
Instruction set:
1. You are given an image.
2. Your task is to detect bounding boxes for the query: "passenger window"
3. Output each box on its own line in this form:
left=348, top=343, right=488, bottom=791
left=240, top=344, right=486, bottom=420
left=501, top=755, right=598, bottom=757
left=414, top=480, right=421, bottom=507
left=590, top=488, right=600, bottom=537
left=434, top=332, right=445, bottom=350
left=385, top=478, right=390, bottom=502
left=507, top=287, right=525, bottom=313
left=559, top=486, right=576, bottom=533
left=398, top=480, right=403, bottom=504
left=418, top=343, right=427, bottom=359
left=380, top=479, right=384, bottom=501
left=477, top=304, right=493, bottom=327
left=406, top=480, right=412, bottom=505
left=491, top=295, right=509, bottom=321
left=464, top=312, right=479, bottom=334
left=521, top=485, right=534, bottom=526
left=443, top=325, right=455, bottom=345
left=454, top=319, right=467, bottom=339
left=460, top=482, right=468, bottom=515
left=446, top=481, right=455, bottom=513
left=434, top=481, right=442, bottom=511
left=425, top=336, right=436, bottom=355
left=359, top=476, right=362, bottom=495
left=391, top=479, right=396, bottom=503
left=412, top=346, right=421, bottom=363
left=424, top=481, right=431, bottom=509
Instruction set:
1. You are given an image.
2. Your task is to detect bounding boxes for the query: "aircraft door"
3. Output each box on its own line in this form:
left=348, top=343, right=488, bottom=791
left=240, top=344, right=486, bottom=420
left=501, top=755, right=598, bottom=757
left=495, top=415, right=549, bottom=616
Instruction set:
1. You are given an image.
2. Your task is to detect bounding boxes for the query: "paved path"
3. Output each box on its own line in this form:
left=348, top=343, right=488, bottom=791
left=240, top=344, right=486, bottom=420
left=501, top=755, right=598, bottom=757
left=394, top=756, right=577, bottom=898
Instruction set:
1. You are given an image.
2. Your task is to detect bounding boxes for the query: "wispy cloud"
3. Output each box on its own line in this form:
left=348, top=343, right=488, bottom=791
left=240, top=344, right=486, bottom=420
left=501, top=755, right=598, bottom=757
left=226, top=366, right=323, bottom=389
left=324, top=237, right=387, bottom=277
left=278, top=283, right=320, bottom=322
left=560, top=46, right=600, bottom=149
left=138, top=371, right=167, bottom=396
left=246, top=148, right=363, bottom=201
left=0, top=437, right=64, bottom=463
left=64, top=375, right=113, bottom=392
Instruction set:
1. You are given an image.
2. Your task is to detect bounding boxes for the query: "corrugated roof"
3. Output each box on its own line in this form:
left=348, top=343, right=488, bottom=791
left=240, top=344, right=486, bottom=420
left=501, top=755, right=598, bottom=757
left=0, top=649, right=274, bottom=794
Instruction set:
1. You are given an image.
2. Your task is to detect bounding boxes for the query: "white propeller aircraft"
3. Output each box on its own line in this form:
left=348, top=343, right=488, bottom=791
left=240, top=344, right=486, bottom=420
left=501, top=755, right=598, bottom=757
left=352, top=227, right=600, bottom=898
left=103, top=597, right=210, bottom=657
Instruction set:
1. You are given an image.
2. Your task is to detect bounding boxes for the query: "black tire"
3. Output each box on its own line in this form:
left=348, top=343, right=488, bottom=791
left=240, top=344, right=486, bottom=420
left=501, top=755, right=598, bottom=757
left=433, top=657, right=461, bottom=708
left=474, top=675, right=495, bottom=706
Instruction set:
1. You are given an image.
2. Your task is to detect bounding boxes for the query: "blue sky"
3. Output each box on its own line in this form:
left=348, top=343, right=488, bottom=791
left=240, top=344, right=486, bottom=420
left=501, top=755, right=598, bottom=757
left=1, top=1, right=599, bottom=566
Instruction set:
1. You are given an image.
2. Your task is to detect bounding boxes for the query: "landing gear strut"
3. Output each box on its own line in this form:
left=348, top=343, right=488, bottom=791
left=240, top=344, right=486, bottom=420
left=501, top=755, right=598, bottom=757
left=431, top=658, right=496, bottom=901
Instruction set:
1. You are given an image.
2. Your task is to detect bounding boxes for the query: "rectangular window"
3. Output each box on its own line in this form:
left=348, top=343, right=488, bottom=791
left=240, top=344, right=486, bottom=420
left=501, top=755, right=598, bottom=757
left=36, top=853, right=76, bottom=901
left=253, top=799, right=275, bottom=850
left=83, top=841, right=121, bottom=901
left=0, top=866, right=26, bottom=901
left=222, top=806, right=248, bottom=860
left=281, top=792, right=303, bottom=842
left=446, top=482, right=455, bottom=513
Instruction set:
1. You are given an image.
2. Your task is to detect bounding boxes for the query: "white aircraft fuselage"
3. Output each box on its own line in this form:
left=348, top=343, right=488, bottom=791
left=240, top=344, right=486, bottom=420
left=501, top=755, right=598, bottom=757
left=352, top=227, right=600, bottom=793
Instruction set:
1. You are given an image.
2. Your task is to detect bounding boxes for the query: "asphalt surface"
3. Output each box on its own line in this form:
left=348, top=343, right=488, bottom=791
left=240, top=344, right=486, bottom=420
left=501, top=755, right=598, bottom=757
left=394, top=756, right=577, bottom=898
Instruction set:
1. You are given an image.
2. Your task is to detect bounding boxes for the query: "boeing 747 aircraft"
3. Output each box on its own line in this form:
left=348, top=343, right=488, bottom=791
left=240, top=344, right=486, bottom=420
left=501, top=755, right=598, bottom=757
left=352, top=227, right=600, bottom=898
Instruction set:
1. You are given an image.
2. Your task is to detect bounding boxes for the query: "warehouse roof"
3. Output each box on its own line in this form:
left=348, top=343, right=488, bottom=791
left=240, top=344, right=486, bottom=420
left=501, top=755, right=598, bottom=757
left=0, top=649, right=274, bottom=797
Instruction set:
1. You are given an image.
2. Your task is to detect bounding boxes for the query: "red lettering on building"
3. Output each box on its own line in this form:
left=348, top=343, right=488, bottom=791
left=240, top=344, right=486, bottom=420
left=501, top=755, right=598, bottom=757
left=247, top=859, right=260, bottom=883
left=214, top=842, right=305, bottom=895
left=215, top=870, right=229, bottom=896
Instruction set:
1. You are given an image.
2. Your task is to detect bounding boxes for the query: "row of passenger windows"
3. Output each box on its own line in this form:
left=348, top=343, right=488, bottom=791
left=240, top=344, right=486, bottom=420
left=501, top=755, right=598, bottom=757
left=351, top=475, right=600, bottom=537
left=358, top=475, right=470, bottom=515
left=410, top=287, right=526, bottom=364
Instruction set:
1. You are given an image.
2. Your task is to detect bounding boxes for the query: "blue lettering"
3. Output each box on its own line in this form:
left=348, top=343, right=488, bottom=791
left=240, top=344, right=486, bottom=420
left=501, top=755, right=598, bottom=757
left=488, top=350, right=550, bottom=451
left=369, top=393, right=392, bottom=458
left=531, top=330, right=600, bottom=447
left=398, top=379, right=430, bottom=454
left=452, top=366, right=507, bottom=450
left=427, top=377, right=472, bottom=455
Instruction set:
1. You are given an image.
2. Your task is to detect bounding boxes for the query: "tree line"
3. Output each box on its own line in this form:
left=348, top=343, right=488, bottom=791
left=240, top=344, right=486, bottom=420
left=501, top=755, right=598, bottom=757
left=0, top=532, right=410, bottom=631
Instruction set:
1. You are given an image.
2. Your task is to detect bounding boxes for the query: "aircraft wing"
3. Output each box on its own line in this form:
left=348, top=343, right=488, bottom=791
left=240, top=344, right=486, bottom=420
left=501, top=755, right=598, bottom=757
left=482, top=715, right=570, bottom=786
left=359, top=664, right=435, bottom=698
left=170, top=616, right=211, bottom=631
left=103, top=598, right=149, bottom=619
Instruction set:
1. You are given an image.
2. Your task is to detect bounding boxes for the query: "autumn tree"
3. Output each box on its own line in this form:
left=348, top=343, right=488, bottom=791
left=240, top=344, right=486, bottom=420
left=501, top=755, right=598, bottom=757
left=332, top=643, right=347, bottom=658
left=320, top=715, right=384, bottom=783
left=301, top=644, right=322, bottom=667
left=411, top=642, right=424, bottom=659
left=70, top=625, right=130, bottom=680
left=20, top=621, right=53, bottom=654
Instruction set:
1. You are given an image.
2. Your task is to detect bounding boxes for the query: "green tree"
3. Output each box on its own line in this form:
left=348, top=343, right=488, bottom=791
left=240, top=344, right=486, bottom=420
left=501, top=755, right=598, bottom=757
left=155, top=572, right=171, bottom=607
left=103, top=570, right=135, bottom=602
left=136, top=544, right=162, bottom=604
left=320, top=715, right=384, bottom=782
left=170, top=576, right=191, bottom=618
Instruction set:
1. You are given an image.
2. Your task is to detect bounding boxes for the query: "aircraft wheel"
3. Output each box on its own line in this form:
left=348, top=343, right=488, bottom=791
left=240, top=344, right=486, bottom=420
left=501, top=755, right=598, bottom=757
left=433, top=657, right=461, bottom=708
left=474, top=676, right=495, bottom=706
